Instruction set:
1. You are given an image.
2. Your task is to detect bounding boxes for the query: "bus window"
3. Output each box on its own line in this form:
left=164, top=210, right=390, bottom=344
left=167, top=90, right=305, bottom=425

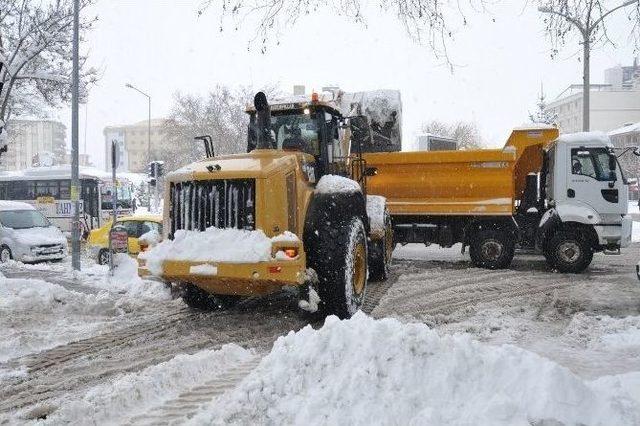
left=60, top=181, right=71, bottom=199
left=8, top=182, right=28, bottom=200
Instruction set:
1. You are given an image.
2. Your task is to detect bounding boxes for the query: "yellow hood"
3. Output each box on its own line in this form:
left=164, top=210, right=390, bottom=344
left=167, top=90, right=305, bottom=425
left=168, top=150, right=313, bottom=182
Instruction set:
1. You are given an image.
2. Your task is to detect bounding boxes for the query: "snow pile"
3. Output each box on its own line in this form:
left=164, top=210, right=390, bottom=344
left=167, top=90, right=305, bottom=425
left=138, top=229, right=162, bottom=246
left=191, top=313, right=640, bottom=425
left=66, top=254, right=172, bottom=302
left=315, top=174, right=361, bottom=194
left=0, top=278, right=122, bottom=362
left=366, top=195, right=386, bottom=235
left=565, top=313, right=640, bottom=350
left=141, top=228, right=300, bottom=276
left=557, top=131, right=611, bottom=145
left=42, top=345, right=254, bottom=425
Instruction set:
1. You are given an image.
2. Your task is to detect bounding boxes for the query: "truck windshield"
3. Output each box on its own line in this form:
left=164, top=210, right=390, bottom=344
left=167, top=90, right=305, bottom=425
left=0, top=209, right=51, bottom=229
left=571, top=148, right=616, bottom=181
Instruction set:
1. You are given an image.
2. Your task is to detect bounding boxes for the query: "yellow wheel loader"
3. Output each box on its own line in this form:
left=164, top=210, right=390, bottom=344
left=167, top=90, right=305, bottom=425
left=141, top=90, right=399, bottom=318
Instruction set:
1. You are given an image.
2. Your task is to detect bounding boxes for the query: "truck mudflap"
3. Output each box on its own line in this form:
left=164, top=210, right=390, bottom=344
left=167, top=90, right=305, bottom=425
left=140, top=255, right=308, bottom=296
left=621, top=216, right=632, bottom=249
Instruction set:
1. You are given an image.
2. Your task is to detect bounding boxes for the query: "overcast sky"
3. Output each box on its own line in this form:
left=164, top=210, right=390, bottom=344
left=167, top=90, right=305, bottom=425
left=59, top=1, right=638, bottom=169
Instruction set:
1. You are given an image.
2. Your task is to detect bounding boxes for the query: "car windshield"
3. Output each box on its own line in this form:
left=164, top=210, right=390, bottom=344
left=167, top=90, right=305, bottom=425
left=0, top=209, right=51, bottom=229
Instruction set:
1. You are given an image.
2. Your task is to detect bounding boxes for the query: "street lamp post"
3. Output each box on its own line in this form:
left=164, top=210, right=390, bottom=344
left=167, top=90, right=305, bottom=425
left=125, top=83, right=154, bottom=211
left=538, top=1, right=638, bottom=132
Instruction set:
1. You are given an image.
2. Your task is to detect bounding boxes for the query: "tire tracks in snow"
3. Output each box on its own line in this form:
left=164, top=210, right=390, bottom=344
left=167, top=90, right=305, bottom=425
left=0, top=295, right=309, bottom=420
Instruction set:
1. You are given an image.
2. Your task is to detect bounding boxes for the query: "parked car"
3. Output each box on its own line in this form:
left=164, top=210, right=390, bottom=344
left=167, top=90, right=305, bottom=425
left=87, top=214, right=162, bottom=264
left=0, top=201, right=68, bottom=263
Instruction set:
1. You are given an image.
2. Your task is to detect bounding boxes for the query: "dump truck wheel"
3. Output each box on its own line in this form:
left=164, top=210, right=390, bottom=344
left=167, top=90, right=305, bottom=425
left=181, top=284, right=241, bottom=311
left=545, top=230, right=593, bottom=273
left=368, top=212, right=393, bottom=282
left=469, top=229, right=515, bottom=269
left=314, top=217, right=368, bottom=319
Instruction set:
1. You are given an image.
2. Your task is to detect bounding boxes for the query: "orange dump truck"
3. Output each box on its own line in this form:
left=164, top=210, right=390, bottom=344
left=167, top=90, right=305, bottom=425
left=364, top=126, right=632, bottom=272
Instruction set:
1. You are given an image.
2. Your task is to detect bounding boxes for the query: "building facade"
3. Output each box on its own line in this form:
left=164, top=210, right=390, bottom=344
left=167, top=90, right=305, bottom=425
left=103, top=119, right=168, bottom=173
left=0, top=120, right=67, bottom=171
left=547, top=61, right=640, bottom=133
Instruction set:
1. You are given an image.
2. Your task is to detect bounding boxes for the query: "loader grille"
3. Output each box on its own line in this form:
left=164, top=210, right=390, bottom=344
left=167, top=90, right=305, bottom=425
left=169, top=179, right=255, bottom=238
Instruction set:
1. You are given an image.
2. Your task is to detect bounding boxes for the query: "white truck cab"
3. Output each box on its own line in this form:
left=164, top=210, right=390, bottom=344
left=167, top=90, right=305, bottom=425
left=539, top=132, right=631, bottom=272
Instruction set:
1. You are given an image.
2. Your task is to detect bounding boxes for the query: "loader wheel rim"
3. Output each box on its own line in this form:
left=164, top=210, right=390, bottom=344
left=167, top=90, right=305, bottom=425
left=558, top=241, right=581, bottom=263
left=352, top=241, right=366, bottom=296
left=481, top=239, right=503, bottom=261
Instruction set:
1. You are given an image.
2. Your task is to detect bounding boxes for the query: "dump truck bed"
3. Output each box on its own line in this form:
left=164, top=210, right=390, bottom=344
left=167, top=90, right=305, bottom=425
left=363, top=128, right=559, bottom=217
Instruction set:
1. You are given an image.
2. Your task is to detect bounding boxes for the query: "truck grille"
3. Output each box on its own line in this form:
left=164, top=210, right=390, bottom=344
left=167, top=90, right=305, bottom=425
left=169, top=179, right=255, bottom=238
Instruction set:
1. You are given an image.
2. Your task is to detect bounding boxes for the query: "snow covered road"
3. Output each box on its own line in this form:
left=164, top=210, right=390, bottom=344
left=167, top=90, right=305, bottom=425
left=1, top=243, right=639, bottom=424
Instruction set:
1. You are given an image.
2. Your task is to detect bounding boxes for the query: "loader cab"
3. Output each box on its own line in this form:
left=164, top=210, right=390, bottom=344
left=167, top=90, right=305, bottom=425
left=246, top=103, right=351, bottom=179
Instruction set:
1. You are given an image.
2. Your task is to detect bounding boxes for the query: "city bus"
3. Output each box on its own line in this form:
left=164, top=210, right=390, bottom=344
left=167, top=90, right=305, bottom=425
left=0, top=166, right=136, bottom=235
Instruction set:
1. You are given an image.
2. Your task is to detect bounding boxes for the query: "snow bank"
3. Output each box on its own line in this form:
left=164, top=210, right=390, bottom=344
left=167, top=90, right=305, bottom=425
left=315, top=174, right=361, bottom=194
left=71, top=254, right=171, bottom=302
left=366, top=195, right=386, bottom=235
left=140, top=227, right=300, bottom=276
left=138, top=229, right=161, bottom=246
left=43, top=345, right=254, bottom=425
left=190, top=313, right=640, bottom=425
left=0, top=278, right=123, bottom=362
left=566, top=313, right=640, bottom=350
left=557, top=131, right=611, bottom=145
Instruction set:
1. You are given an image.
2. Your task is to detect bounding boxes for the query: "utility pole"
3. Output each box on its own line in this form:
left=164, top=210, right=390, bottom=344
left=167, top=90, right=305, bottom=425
left=71, top=0, right=81, bottom=270
left=538, top=0, right=638, bottom=132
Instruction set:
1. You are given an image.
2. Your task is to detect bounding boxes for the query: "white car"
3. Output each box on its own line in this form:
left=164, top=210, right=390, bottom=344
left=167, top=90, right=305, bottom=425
left=0, top=201, right=68, bottom=263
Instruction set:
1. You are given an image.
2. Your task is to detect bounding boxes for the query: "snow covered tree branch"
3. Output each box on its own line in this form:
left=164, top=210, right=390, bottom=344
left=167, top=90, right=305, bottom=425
left=538, top=0, right=640, bottom=58
left=160, top=85, right=280, bottom=172
left=0, top=0, right=98, bottom=126
left=198, top=0, right=491, bottom=64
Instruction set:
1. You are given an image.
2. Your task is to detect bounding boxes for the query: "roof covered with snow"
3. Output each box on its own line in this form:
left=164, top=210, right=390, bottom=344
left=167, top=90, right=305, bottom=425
left=0, top=201, right=36, bottom=211
left=556, top=131, right=611, bottom=146
left=609, top=122, right=640, bottom=137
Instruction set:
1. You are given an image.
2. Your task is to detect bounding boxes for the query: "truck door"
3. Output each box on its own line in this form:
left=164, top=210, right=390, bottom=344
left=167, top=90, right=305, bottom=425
left=567, top=147, right=627, bottom=215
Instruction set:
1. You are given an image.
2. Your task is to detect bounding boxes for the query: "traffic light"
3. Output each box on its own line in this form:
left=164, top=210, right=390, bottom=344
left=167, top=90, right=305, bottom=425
left=148, top=161, right=165, bottom=178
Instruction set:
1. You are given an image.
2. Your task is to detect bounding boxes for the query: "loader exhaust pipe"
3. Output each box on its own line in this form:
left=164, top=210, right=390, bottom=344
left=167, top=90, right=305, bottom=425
left=254, top=92, right=273, bottom=149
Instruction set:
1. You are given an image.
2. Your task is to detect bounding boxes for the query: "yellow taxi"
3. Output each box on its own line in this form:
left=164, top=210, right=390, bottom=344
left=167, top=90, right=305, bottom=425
left=87, top=214, right=163, bottom=264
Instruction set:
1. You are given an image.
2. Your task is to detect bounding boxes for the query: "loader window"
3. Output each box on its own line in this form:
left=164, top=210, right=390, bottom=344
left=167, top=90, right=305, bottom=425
left=571, top=148, right=614, bottom=181
left=271, top=113, right=320, bottom=157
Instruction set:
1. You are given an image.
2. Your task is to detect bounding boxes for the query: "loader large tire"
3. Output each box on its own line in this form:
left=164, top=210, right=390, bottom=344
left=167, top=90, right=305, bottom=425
left=311, top=216, right=368, bottom=319
left=181, top=284, right=241, bottom=311
left=469, top=229, right=515, bottom=270
left=545, top=230, right=593, bottom=273
left=368, top=211, right=393, bottom=282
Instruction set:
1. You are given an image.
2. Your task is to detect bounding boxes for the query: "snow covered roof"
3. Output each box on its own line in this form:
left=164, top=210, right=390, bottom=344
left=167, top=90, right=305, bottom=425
left=556, top=131, right=611, bottom=146
left=0, top=201, right=36, bottom=211
left=513, top=123, right=557, bottom=131
left=609, top=122, right=640, bottom=137
left=0, top=166, right=138, bottom=182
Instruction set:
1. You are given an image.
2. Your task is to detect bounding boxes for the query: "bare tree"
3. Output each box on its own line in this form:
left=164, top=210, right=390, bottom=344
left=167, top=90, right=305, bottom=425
left=421, top=120, right=483, bottom=149
left=159, top=85, right=280, bottom=171
left=538, top=0, right=640, bottom=131
left=0, top=0, right=97, bottom=127
left=199, top=1, right=491, bottom=64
